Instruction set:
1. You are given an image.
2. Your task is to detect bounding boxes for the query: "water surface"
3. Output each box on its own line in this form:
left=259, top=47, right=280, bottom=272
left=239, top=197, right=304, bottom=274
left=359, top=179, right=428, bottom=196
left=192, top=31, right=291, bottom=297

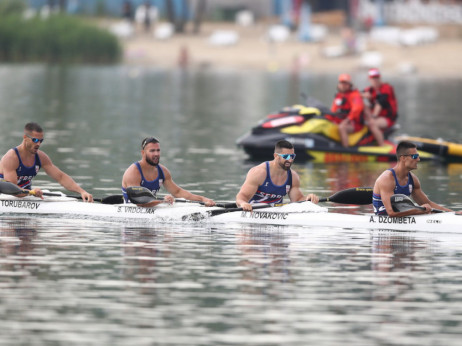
left=1, top=65, right=462, bottom=345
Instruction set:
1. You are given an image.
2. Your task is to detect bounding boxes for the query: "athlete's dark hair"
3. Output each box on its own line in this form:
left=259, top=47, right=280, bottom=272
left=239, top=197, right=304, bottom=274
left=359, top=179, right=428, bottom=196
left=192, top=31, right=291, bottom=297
left=275, top=140, right=294, bottom=152
left=141, top=137, right=159, bottom=149
left=396, top=141, right=417, bottom=158
left=24, top=122, right=43, bottom=133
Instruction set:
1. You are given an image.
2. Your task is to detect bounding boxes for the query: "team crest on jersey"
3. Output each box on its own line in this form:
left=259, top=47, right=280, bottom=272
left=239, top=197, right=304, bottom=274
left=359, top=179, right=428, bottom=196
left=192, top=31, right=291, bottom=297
left=159, top=179, right=163, bottom=186
left=409, top=184, right=413, bottom=194
left=35, top=165, right=40, bottom=174
left=286, top=185, right=290, bottom=194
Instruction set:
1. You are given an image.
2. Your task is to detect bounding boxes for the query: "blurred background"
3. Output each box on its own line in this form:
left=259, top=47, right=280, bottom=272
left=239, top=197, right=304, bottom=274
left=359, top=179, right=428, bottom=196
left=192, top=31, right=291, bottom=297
left=2, top=3, right=462, bottom=345
left=1, top=0, right=462, bottom=76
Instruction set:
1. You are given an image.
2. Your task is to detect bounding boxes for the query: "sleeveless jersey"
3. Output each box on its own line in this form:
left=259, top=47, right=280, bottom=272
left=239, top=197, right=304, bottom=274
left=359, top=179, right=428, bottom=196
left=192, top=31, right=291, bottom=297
left=373, top=169, right=414, bottom=215
left=122, top=162, right=165, bottom=203
left=0, top=147, right=41, bottom=190
left=249, top=162, right=292, bottom=205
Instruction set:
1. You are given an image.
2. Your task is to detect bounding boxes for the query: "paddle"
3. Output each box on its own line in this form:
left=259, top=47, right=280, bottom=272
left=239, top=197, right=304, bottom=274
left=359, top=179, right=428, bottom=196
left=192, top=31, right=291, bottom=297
left=319, top=187, right=372, bottom=205
left=125, top=186, right=236, bottom=207
left=391, top=194, right=444, bottom=213
left=183, top=186, right=374, bottom=221
left=0, top=181, right=123, bottom=205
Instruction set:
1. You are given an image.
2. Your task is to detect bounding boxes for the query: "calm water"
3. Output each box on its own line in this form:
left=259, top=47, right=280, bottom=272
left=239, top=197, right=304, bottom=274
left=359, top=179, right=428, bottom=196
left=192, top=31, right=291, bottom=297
left=1, top=65, right=462, bottom=345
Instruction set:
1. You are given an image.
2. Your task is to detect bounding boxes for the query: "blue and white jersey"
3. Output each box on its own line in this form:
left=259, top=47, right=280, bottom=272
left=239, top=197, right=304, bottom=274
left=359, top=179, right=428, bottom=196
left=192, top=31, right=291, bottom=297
left=373, top=168, right=414, bottom=215
left=0, top=147, right=41, bottom=190
left=122, top=162, right=165, bottom=203
left=249, top=161, right=292, bottom=205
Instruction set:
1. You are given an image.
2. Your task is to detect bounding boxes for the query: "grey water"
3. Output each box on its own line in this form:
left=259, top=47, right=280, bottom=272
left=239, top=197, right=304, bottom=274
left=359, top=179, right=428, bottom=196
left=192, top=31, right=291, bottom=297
left=1, top=65, right=462, bottom=345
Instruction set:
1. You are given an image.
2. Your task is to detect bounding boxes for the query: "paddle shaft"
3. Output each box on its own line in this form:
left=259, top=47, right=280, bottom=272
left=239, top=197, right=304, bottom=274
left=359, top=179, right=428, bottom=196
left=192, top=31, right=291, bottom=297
left=0, top=181, right=122, bottom=204
left=126, top=186, right=234, bottom=207
left=186, top=187, right=374, bottom=219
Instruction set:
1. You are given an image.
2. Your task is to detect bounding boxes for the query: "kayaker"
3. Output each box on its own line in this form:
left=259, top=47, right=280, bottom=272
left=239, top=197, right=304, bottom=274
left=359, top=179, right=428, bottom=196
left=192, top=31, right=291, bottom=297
left=235, top=140, right=319, bottom=211
left=0, top=122, right=93, bottom=202
left=362, top=68, right=398, bottom=146
left=121, top=137, right=215, bottom=207
left=328, top=73, right=365, bottom=148
left=373, top=141, right=453, bottom=216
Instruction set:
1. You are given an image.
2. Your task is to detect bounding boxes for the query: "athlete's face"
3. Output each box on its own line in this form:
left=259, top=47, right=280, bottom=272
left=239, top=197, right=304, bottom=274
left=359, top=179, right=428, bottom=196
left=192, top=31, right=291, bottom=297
left=401, top=148, right=420, bottom=170
left=24, top=131, right=44, bottom=154
left=275, top=149, right=295, bottom=171
left=143, top=142, right=160, bottom=166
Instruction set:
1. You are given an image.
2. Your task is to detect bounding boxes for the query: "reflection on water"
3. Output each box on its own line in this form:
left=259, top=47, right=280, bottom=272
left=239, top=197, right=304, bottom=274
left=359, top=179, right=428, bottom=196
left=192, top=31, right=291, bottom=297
left=1, top=65, right=462, bottom=344
left=1, top=218, right=462, bottom=344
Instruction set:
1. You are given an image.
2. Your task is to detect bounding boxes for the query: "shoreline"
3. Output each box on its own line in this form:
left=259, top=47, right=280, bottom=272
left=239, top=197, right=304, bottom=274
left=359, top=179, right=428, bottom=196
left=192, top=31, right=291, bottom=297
left=120, top=22, right=462, bottom=79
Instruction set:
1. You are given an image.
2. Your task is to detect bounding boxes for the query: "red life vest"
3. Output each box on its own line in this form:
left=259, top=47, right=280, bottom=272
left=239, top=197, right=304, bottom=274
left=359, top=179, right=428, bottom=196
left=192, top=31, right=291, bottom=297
left=364, top=83, right=398, bottom=122
left=328, top=89, right=364, bottom=126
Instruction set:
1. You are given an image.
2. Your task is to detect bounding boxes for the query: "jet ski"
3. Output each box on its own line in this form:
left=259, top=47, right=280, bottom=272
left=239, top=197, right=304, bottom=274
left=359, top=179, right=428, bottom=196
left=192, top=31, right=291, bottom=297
left=236, top=104, right=436, bottom=163
left=395, top=135, right=462, bottom=163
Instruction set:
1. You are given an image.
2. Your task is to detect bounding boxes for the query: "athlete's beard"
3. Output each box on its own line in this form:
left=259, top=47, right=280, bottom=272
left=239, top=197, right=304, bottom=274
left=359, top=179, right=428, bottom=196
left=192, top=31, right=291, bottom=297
left=279, top=161, right=291, bottom=171
left=146, top=156, right=159, bottom=167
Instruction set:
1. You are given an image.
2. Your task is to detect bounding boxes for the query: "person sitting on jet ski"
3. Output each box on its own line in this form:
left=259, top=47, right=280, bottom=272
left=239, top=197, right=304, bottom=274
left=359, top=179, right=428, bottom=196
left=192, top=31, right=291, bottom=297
left=327, top=73, right=365, bottom=148
left=362, top=68, right=398, bottom=146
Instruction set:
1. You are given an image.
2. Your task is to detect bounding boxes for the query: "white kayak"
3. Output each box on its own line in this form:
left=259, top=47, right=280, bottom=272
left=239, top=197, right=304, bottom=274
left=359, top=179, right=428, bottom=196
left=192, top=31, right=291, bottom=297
left=1, top=193, right=461, bottom=233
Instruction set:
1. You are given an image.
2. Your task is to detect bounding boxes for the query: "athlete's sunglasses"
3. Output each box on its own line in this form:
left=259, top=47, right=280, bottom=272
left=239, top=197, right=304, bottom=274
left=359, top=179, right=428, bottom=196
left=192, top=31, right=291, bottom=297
left=401, top=153, right=419, bottom=160
left=25, top=134, right=44, bottom=144
left=277, top=153, right=296, bottom=160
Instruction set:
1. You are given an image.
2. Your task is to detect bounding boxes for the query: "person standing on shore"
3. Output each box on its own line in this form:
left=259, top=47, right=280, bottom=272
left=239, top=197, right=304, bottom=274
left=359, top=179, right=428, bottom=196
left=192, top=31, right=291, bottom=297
left=235, top=140, right=319, bottom=211
left=0, top=122, right=93, bottom=201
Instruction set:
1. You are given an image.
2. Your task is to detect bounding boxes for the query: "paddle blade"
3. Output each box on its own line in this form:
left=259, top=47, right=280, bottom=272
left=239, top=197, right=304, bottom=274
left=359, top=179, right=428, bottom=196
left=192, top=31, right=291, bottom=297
left=320, top=187, right=373, bottom=205
left=126, top=186, right=157, bottom=205
left=0, top=181, right=28, bottom=195
left=390, top=194, right=444, bottom=213
left=390, top=194, right=418, bottom=212
left=101, top=195, right=124, bottom=205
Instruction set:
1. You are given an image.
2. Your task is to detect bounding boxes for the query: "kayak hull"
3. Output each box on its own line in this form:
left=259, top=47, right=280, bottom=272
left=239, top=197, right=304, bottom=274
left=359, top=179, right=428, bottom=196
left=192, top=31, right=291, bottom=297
left=1, top=195, right=461, bottom=233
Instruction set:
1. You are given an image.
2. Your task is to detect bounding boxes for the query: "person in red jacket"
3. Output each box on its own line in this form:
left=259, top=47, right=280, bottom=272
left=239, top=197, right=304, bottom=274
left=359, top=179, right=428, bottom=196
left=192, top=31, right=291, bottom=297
left=362, top=68, right=398, bottom=146
left=329, top=73, right=365, bottom=147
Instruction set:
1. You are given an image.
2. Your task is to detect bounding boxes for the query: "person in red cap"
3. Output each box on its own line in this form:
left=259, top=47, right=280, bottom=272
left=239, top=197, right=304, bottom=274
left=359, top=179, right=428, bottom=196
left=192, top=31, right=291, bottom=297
left=362, top=68, right=398, bottom=146
left=328, top=73, right=365, bottom=147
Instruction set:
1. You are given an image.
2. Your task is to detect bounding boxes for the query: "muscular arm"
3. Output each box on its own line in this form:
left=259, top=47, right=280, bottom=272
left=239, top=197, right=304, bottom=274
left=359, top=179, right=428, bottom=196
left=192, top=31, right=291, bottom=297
left=0, top=149, right=19, bottom=184
left=375, top=172, right=429, bottom=217
left=121, top=164, right=164, bottom=207
left=287, top=171, right=319, bottom=203
left=40, top=152, right=93, bottom=202
left=0, top=150, right=30, bottom=197
left=411, top=175, right=453, bottom=212
left=235, top=165, right=266, bottom=211
left=162, top=166, right=215, bottom=206
left=122, top=164, right=141, bottom=188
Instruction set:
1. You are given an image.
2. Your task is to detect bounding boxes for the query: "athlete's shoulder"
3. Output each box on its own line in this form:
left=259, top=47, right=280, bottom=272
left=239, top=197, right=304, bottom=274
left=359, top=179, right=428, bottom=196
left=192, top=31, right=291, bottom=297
left=246, top=163, right=267, bottom=183
left=1, top=148, right=17, bottom=160
left=249, top=162, right=267, bottom=173
left=377, top=168, right=394, bottom=182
